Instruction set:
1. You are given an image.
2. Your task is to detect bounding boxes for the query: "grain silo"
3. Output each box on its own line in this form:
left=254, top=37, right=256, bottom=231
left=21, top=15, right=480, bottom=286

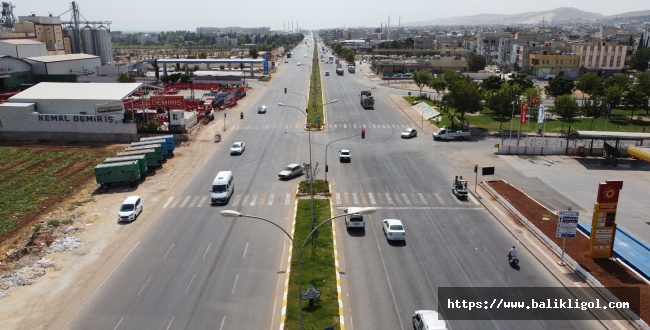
left=63, top=26, right=80, bottom=53
left=80, top=26, right=95, bottom=55
left=94, top=25, right=112, bottom=65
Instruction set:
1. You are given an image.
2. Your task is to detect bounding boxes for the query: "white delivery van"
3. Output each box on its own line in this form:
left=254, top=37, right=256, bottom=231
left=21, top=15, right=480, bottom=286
left=345, top=207, right=366, bottom=230
left=210, top=171, right=234, bottom=204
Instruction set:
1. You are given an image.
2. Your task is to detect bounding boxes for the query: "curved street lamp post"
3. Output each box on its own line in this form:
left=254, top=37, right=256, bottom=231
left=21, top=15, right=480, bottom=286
left=220, top=207, right=377, bottom=330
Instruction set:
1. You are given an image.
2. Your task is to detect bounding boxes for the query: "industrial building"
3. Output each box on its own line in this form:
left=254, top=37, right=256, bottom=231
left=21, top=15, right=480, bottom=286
left=0, top=82, right=143, bottom=142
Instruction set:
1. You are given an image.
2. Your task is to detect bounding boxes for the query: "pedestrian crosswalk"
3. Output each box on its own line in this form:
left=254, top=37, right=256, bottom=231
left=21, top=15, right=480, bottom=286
left=232, top=123, right=415, bottom=131
left=162, top=191, right=479, bottom=209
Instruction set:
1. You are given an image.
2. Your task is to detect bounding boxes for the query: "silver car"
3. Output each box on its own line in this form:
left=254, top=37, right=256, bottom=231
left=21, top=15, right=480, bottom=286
left=401, top=128, right=417, bottom=139
left=230, top=142, right=245, bottom=155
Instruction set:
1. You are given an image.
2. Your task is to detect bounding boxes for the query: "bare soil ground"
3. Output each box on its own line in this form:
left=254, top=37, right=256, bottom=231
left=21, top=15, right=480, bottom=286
left=486, top=180, right=648, bottom=324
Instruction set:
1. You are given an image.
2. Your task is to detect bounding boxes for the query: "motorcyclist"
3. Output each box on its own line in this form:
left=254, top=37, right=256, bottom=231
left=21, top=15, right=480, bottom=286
left=508, top=246, right=518, bottom=262
left=240, top=112, right=244, bottom=119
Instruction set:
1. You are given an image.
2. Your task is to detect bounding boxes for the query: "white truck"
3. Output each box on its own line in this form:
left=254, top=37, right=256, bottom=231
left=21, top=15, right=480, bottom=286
left=433, top=127, right=471, bottom=141
left=344, top=207, right=366, bottom=230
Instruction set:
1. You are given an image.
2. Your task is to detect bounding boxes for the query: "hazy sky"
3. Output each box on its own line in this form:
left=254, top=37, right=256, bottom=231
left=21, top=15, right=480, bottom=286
left=18, top=1, right=649, bottom=32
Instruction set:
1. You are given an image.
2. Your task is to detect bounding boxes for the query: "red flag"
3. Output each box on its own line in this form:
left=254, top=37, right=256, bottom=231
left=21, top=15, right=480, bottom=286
left=520, top=103, right=527, bottom=124
left=531, top=96, right=539, bottom=105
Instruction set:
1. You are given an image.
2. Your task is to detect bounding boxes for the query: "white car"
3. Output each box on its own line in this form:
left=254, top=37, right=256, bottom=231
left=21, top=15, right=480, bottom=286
left=118, top=196, right=142, bottom=222
left=278, top=163, right=304, bottom=180
left=230, top=142, right=245, bottom=155
left=401, top=128, right=417, bottom=139
left=339, top=149, right=351, bottom=163
left=297, top=62, right=301, bottom=66
left=412, top=310, right=448, bottom=329
left=382, top=219, right=405, bottom=241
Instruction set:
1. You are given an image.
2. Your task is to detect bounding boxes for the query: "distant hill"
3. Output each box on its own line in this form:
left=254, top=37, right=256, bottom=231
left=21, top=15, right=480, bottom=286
left=405, top=7, right=649, bottom=26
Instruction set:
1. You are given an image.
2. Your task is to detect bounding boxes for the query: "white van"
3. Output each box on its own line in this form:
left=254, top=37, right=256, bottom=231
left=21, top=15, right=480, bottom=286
left=344, top=207, right=366, bottom=230
left=210, top=171, right=234, bottom=204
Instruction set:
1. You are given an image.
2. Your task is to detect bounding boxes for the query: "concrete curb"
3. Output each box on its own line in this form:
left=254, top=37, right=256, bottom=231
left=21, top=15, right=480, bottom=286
left=330, top=197, right=346, bottom=330
left=278, top=188, right=300, bottom=330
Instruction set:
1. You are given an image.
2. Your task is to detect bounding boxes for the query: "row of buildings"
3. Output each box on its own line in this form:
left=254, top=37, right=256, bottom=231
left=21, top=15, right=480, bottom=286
left=322, top=24, right=649, bottom=79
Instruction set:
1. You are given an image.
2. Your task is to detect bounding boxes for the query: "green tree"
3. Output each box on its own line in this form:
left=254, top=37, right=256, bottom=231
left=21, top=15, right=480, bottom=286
left=481, top=75, right=504, bottom=92
left=629, top=48, right=650, bottom=71
left=161, top=75, right=170, bottom=83
left=575, top=72, right=604, bottom=98
left=152, top=59, right=160, bottom=83
left=180, top=73, right=191, bottom=83
left=603, top=85, right=623, bottom=109
left=544, top=77, right=575, bottom=98
left=623, top=90, right=649, bottom=118
left=446, top=79, right=482, bottom=118
left=467, top=53, right=487, bottom=72
left=485, top=83, right=519, bottom=131
left=634, top=72, right=650, bottom=99
left=250, top=47, right=259, bottom=59
left=429, top=76, right=447, bottom=101
left=554, top=95, right=580, bottom=121
left=413, top=71, right=432, bottom=97
left=581, top=96, right=607, bottom=128
left=117, top=72, right=135, bottom=83
left=506, top=73, right=533, bottom=94
left=604, top=73, right=632, bottom=90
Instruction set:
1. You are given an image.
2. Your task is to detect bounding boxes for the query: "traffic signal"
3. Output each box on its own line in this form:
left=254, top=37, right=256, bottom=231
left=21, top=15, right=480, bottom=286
left=474, top=164, right=478, bottom=173
left=325, top=164, right=329, bottom=172
left=361, top=128, right=365, bottom=139
left=284, top=87, right=287, bottom=94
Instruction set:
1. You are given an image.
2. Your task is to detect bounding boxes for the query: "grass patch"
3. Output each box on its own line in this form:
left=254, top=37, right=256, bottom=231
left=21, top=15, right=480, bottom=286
left=306, top=46, right=325, bottom=128
left=285, top=199, right=340, bottom=330
left=298, top=179, right=329, bottom=194
left=259, top=75, right=272, bottom=82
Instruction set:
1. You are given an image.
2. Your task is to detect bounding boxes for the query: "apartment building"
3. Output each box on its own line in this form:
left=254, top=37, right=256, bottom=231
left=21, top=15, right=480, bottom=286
left=529, top=51, right=580, bottom=79
left=477, top=31, right=514, bottom=66
left=570, top=42, right=629, bottom=77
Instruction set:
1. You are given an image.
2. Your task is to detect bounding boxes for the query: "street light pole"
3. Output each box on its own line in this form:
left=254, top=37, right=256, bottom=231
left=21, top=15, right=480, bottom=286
left=324, top=133, right=363, bottom=184
left=220, top=207, right=377, bottom=330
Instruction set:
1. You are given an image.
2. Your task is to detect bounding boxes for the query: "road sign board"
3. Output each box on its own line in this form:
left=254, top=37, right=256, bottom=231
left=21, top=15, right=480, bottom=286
left=557, top=209, right=579, bottom=238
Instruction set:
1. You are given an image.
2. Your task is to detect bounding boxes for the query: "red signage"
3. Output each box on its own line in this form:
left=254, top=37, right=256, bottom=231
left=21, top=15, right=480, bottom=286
left=520, top=103, right=527, bottom=124
left=150, top=96, right=185, bottom=108
left=596, top=180, right=624, bottom=203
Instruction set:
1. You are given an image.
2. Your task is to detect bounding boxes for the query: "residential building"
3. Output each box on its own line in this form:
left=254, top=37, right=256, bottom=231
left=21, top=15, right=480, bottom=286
left=529, top=51, right=580, bottom=79
left=477, top=31, right=514, bottom=66
left=1, top=13, right=70, bottom=55
left=413, top=36, right=434, bottom=50
left=570, top=42, right=629, bottom=77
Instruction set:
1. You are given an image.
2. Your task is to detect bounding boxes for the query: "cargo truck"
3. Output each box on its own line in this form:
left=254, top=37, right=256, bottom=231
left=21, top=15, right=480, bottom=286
left=130, top=140, right=169, bottom=156
left=140, top=135, right=175, bottom=155
left=94, top=160, right=142, bottom=189
left=124, top=145, right=165, bottom=163
left=360, top=91, right=375, bottom=109
left=329, top=56, right=334, bottom=63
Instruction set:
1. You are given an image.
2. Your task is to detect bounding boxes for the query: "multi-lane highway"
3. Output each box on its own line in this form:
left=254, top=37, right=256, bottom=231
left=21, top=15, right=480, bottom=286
left=57, top=37, right=609, bottom=329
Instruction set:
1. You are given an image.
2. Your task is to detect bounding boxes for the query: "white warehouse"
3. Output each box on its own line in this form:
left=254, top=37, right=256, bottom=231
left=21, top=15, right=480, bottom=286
left=24, top=53, right=101, bottom=75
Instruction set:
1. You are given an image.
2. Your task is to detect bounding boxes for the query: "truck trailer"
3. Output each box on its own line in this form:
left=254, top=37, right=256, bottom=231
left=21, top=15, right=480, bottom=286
left=360, top=91, right=375, bottom=109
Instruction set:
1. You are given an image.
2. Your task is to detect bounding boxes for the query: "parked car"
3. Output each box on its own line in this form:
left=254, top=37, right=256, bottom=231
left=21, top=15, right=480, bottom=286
left=118, top=196, right=143, bottom=222
left=230, top=142, right=245, bottom=155
left=258, top=105, right=267, bottom=114
left=412, top=310, right=448, bottom=330
left=339, top=149, right=351, bottom=163
left=382, top=219, right=405, bottom=241
left=279, top=163, right=304, bottom=180
left=401, top=128, right=417, bottom=139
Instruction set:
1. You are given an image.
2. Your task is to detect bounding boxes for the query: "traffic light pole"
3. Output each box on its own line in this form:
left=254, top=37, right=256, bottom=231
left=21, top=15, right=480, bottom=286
left=324, top=132, right=363, bottom=184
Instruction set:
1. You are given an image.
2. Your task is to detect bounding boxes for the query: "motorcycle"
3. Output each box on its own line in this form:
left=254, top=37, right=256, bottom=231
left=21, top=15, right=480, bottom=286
left=508, top=255, right=519, bottom=266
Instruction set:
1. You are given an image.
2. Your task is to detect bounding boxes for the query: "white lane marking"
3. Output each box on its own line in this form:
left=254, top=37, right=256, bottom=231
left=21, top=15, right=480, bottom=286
left=231, top=274, right=240, bottom=294
left=64, top=242, right=141, bottom=330
left=219, top=315, right=227, bottom=330
left=343, top=124, right=347, bottom=128
left=401, top=193, right=410, bottom=205
left=163, top=196, right=174, bottom=208
left=250, top=194, right=257, bottom=206
left=385, top=193, right=393, bottom=205
left=285, top=193, right=291, bottom=205
left=165, top=316, right=174, bottom=330
left=197, top=196, right=208, bottom=208
left=179, top=196, right=191, bottom=208
left=368, top=193, right=376, bottom=205
left=268, top=193, right=275, bottom=205
left=162, top=244, right=175, bottom=260
left=243, top=243, right=249, bottom=259
left=188, top=196, right=199, bottom=208
left=113, top=317, right=123, bottom=330
left=203, top=243, right=212, bottom=259
left=418, top=193, right=428, bottom=205
left=138, top=275, right=152, bottom=296
left=352, top=193, right=359, bottom=205
left=434, top=193, right=444, bottom=205
left=185, top=274, right=196, bottom=294
left=231, top=194, right=242, bottom=206
left=336, top=193, right=341, bottom=205
left=353, top=124, right=357, bottom=128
